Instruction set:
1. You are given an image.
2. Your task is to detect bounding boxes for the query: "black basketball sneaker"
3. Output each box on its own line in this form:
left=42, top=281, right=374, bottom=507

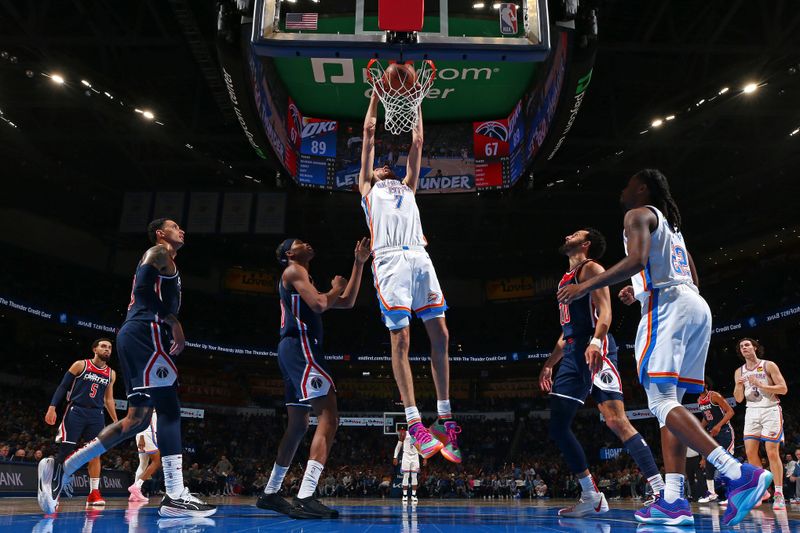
left=158, top=488, right=217, bottom=518
left=288, top=496, right=339, bottom=519
left=256, top=492, right=295, bottom=515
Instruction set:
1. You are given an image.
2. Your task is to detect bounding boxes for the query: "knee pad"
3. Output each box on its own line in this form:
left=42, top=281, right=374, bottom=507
left=646, top=382, right=682, bottom=427
left=410, top=472, right=418, bottom=486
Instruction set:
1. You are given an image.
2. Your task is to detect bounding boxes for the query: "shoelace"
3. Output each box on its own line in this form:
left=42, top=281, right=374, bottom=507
left=412, top=429, right=434, bottom=445
left=445, top=423, right=462, bottom=448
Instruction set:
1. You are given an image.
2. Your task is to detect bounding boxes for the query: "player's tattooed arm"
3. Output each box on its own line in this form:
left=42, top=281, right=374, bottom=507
left=142, top=244, right=172, bottom=274
left=558, top=208, right=655, bottom=304
left=359, top=92, right=380, bottom=197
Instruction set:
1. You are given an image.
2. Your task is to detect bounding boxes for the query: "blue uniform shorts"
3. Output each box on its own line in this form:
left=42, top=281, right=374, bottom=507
left=551, top=334, right=624, bottom=405
left=117, top=320, right=179, bottom=403
left=278, top=336, right=335, bottom=404
left=57, top=404, right=104, bottom=445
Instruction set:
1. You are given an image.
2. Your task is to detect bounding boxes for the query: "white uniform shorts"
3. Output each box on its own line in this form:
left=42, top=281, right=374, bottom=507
left=401, top=457, right=420, bottom=473
left=744, top=405, right=784, bottom=443
left=136, top=412, right=159, bottom=454
left=635, top=284, right=711, bottom=394
left=371, top=246, right=447, bottom=330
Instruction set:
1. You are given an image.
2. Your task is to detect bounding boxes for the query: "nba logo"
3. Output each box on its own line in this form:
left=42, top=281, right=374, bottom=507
left=499, top=3, right=518, bottom=35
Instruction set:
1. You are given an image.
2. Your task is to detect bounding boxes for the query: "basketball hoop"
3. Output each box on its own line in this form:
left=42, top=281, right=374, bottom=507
left=366, top=59, right=436, bottom=135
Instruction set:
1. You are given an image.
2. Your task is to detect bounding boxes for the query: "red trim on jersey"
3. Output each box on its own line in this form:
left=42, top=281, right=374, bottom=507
left=86, top=359, right=110, bottom=376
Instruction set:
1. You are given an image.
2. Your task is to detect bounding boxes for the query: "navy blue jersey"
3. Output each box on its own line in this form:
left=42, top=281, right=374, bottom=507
left=125, top=262, right=182, bottom=324
left=67, top=360, right=111, bottom=409
left=279, top=275, right=323, bottom=345
left=698, top=392, right=730, bottom=429
left=558, top=260, right=600, bottom=339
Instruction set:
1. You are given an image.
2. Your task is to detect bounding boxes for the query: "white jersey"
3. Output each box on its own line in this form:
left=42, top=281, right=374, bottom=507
left=362, top=180, right=427, bottom=252
left=741, top=359, right=780, bottom=408
left=624, top=205, right=696, bottom=303
left=394, top=435, right=422, bottom=462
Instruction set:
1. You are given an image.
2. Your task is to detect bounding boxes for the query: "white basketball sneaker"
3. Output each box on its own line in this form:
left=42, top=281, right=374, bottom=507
left=558, top=491, right=609, bottom=518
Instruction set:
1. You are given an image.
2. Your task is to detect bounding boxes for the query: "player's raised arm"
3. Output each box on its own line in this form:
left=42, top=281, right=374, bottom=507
left=333, top=237, right=371, bottom=309
left=359, top=92, right=380, bottom=197
left=284, top=264, right=346, bottom=314
left=403, top=107, right=424, bottom=193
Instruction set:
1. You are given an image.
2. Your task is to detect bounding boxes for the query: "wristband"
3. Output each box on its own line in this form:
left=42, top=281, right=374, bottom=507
left=589, top=337, right=603, bottom=349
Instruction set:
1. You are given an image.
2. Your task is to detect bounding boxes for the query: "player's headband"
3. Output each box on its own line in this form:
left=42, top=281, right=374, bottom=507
left=277, top=238, right=297, bottom=266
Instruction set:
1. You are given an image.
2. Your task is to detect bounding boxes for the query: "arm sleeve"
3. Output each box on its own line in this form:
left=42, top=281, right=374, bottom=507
left=50, top=371, right=75, bottom=407
left=133, top=263, right=173, bottom=318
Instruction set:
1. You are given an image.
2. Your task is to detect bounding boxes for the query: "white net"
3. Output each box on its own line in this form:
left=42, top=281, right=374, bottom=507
left=366, top=59, right=436, bottom=135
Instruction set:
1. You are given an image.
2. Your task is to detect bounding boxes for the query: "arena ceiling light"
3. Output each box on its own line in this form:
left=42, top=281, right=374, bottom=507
left=719, top=87, right=729, bottom=95
left=651, top=119, right=663, bottom=127
left=665, top=115, right=675, bottom=121
left=80, top=79, right=91, bottom=87
left=50, top=74, right=65, bottom=85
left=742, top=83, right=758, bottom=93
left=791, top=128, right=799, bottom=137
left=492, top=3, right=502, bottom=9
left=473, top=3, right=485, bottom=8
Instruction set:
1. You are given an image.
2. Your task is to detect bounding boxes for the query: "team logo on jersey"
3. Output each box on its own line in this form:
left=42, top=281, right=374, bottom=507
left=756, top=366, right=763, bottom=372
left=475, top=121, right=508, bottom=142
left=427, top=292, right=440, bottom=304
left=599, top=371, right=614, bottom=385
left=156, top=366, right=170, bottom=380
left=309, top=376, right=323, bottom=390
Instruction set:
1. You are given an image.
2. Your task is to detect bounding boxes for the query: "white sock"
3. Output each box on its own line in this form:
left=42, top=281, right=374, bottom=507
left=162, top=454, right=185, bottom=499
left=706, top=479, right=715, bottom=494
left=775, top=485, right=783, bottom=496
left=405, top=406, right=422, bottom=426
left=136, top=453, right=149, bottom=481
left=436, top=400, right=452, bottom=419
left=63, top=438, right=106, bottom=477
left=90, top=477, right=100, bottom=491
left=412, top=488, right=417, bottom=496
left=298, top=460, right=324, bottom=499
left=647, top=474, right=665, bottom=493
left=135, top=478, right=144, bottom=489
left=664, top=473, right=684, bottom=503
left=707, top=446, right=742, bottom=480
left=578, top=474, right=598, bottom=494
left=264, top=463, right=289, bottom=495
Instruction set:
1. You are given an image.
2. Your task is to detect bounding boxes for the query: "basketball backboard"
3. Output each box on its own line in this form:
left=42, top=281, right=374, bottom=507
left=252, top=0, right=550, bottom=62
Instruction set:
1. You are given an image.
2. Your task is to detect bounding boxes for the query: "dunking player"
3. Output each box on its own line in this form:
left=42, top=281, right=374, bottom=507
left=393, top=424, right=426, bottom=503
left=696, top=382, right=734, bottom=504
left=44, top=338, right=118, bottom=507
left=558, top=169, right=771, bottom=526
left=128, top=410, right=161, bottom=503
left=734, top=338, right=788, bottom=510
left=359, top=92, right=460, bottom=462
left=256, top=237, right=369, bottom=519
left=38, top=218, right=215, bottom=517
left=540, top=228, right=664, bottom=517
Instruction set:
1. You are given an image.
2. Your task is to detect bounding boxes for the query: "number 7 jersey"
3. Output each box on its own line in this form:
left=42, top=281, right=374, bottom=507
left=362, top=179, right=427, bottom=252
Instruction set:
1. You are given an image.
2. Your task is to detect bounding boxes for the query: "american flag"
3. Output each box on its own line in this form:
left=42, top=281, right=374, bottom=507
left=286, top=13, right=318, bottom=30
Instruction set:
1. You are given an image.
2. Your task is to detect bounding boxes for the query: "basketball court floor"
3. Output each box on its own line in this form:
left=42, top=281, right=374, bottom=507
left=2, top=497, right=798, bottom=532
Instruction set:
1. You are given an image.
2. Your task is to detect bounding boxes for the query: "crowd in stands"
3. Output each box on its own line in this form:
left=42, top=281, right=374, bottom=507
left=3, top=380, right=799, bottom=502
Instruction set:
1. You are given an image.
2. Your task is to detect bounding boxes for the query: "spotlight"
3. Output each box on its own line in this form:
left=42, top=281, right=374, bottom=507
left=742, top=83, right=757, bottom=93
left=651, top=119, right=663, bottom=127
left=473, top=2, right=484, bottom=7
left=492, top=2, right=501, bottom=8
left=50, top=74, right=65, bottom=84
left=81, top=79, right=91, bottom=87
left=25, top=70, right=34, bottom=78
left=665, top=115, right=675, bottom=121
left=719, top=87, right=729, bottom=94
left=142, top=110, right=155, bottom=120
left=791, top=128, right=799, bottom=137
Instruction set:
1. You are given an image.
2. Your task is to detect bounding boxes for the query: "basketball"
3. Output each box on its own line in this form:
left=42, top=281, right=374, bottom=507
left=382, top=62, right=416, bottom=94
